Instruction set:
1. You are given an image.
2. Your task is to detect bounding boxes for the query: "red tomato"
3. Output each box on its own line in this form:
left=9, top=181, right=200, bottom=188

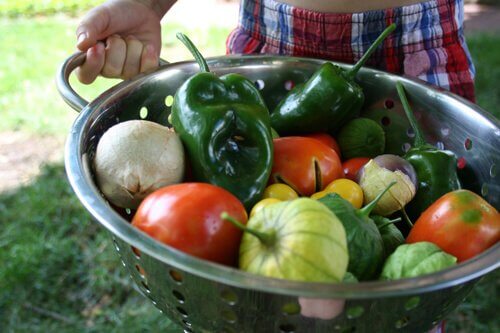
left=342, top=157, right=370, bottom=181
left=407, top=190, right=500, bottom=262
left=304, top=133, right=342, bottom=158
left=270, top=137, right=343, bottom=196
left=132, top=183, right=247, bottom=266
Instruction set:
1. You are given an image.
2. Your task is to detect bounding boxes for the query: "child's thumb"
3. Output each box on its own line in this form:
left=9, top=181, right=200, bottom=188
left=76, top=8, right=110, bottom=51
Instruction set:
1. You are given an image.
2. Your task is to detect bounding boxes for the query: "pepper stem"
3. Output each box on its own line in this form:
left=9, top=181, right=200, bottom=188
left=221, top=212, right=275, bottom=246
left=347, top=23, right=396, bottom=79
left=359, top=181, right=397, bottom=217
left=396, top=82, right=427, bottom=148
left=176, top=32, right=210, bottom=73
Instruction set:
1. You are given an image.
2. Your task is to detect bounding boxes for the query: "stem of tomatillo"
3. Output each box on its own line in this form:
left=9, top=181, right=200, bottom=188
left=400, top=207, right=414, bottom=228
left=396, top=81, right=427, bottom=148
left=220, top=212, right=275, bottom=246
left=377, top=217, right=402, bottom=230
left=359, top=181, right=397, bottom=217
left=176, top=32, right=210, bottom=73
left=347, top=23, right=396, bottom=79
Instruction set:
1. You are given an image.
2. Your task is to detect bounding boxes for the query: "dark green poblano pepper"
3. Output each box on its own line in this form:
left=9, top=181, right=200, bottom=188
left=270, top=24, right=396, bottom=135
left=396, top=82, right=461, bottom=220
left=171, top=33, right=273, bottom=209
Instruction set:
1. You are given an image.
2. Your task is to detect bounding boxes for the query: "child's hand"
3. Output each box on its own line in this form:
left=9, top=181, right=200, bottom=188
left=75, top=0, right=164, bottom=84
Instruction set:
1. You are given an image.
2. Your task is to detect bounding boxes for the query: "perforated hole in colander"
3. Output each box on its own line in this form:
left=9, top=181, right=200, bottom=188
left=254, top=79, right=265, bottom=90
left=165, top=95, right=174, bottom=107
left=169, top=269, right=183, bottom=283
left=140, top=281, right=150, bottom=293
left=346, top=305, right=364, bottom=319
left=384, top=99, right=394, bottom=109
left=177, top=307, right=188, bottom=318
left=135, top=264, right=146, bottom=278
left=394, top=316, right=410, bottom=329
left=406, top=127, right=415, bottom=138
left=404, top=296, right=420, bottom=311
left=464, top=138, right=473, bottom=150
left=221, top=309, right=237, bottom=324
left=182, top=320, right=192, bottom=328
left=381, top=116, right=391, bottom=127
left=490, top=164, right=497, bottom=178
left=402, top=142, right=411, bottom=153
left=279, top=323, right=296, bottom=333
left=131, top=246, right=141, bottom=259
left=172, top=290, right=185, bottom=303
left=284, top=80, right=294, bottom=91
left=281, top=302, right=301, bottom=315
left=220, top=290, right=238, bottom=305
left=481, top=183, right=489, bottom=197
left=139, top=106, right=148, bottom=119
left=457, top=157, right=467, bottom=169
left=113, top=239, right=120, bottom=252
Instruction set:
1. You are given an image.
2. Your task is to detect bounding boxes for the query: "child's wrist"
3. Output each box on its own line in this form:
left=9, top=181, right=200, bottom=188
left=138, top=0, right=176, bottom=19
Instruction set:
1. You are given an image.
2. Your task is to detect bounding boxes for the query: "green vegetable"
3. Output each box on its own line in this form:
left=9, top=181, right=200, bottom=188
left=380, top=242, right=457, bottom=280
left=358, top=159, right=416, bottom=216
left=270, top=24, right=396, bottom=135
left=337, top=118, right=386, bottom=159
left=318, top=182, right=396, bottom=281
left=222, top=198, right=348, bottom=283
left=171, top=33, right=274, bottom=209
left=371, top=215, right=405, bottom=259
left=396, top=82, right=461, bottom=219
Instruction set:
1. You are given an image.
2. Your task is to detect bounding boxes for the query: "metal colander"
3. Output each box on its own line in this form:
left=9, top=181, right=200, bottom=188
left=57, top=53, right=500, bottom=333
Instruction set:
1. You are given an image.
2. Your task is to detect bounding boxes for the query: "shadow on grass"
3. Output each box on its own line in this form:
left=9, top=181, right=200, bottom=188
left=0, top=163, right=498, bottom=332
left=0, top=164, right=179, bottom=333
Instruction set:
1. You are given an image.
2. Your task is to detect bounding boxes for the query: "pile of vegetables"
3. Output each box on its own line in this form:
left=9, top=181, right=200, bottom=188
left=93, top=26, right=500, bottom=285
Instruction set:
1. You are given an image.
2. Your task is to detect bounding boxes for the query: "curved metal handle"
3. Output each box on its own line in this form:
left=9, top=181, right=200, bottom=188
left=56, top=52, right=170, bottom=113
left=56, top=52, right=89, bottom=112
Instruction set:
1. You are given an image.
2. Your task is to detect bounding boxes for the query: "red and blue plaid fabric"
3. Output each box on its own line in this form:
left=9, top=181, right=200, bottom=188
left=227, top=0, right=476, bottom=102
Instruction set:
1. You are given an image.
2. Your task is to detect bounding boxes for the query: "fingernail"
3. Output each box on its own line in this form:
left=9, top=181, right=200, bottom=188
left=77, top=32, right=87, bottom=45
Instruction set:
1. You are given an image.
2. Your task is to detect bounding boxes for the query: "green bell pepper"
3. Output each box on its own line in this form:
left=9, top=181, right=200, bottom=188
left=171, top=33, right=274, bottom=209
left=396, top=82, right=461, bottom=220
left=270, top=24, right=396, bottom=135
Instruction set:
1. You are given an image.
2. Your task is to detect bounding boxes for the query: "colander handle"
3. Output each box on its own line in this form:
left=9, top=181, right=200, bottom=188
left=56, top=52, right=169, bottom=112
left=56, top=52, right=88, bottom=112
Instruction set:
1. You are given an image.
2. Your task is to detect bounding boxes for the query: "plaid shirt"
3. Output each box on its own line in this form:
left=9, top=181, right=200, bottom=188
left=227, top=0, right=476, bottom=102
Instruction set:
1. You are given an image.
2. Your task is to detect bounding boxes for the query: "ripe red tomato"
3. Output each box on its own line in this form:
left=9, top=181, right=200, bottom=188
left=342, top=157, right=370, bottom=181
left=304, top=133, right=342, bottom=158
left=406, top=190, right=500, bottom=262
left=270, top=137, right=343, bottom=196
left=132, top=183, right=247, bottom=266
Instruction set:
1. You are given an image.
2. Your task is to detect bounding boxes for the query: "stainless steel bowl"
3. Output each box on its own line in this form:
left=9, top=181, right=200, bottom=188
left=57, top=53, right=500, bottom=333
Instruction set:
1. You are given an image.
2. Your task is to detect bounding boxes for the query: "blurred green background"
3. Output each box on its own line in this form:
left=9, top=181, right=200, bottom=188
left=0, top=1, right=498, bottom=332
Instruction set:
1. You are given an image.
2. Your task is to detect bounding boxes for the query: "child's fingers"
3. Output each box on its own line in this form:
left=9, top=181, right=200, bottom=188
left=122, top=36, right=144, bottom=79
left=76, top=6, right=110, bottom=52
left=140, top=44, right=159, bottom=73
left=102, top=35, right=127, bottom=78
left=76, top=42, right=105, bottom=84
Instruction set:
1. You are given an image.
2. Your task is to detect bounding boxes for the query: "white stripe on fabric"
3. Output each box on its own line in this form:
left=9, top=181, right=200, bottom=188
left=351, top=13, right=364, bottom=62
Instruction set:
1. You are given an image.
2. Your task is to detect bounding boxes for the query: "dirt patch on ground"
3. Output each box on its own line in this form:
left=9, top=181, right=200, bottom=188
left=0, top=132, right=65, bottom=193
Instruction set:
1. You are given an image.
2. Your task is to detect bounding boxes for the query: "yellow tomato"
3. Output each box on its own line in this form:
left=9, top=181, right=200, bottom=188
left=310, top=191, right=328, bottom=200
left=324, top=179, right=364, bottom=209
left=262, top=184, right=299, bottom=201
left=249, top=198, right=282, bottom=218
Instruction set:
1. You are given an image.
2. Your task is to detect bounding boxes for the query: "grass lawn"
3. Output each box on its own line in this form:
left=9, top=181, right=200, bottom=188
left=0, top=16, right=499, bottom=333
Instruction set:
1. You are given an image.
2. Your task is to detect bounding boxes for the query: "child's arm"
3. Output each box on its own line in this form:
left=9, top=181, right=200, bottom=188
left=75, top=0, right=176, bottom=84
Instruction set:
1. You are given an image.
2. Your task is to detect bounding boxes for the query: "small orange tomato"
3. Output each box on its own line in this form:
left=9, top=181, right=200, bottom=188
left=406, top=190, right=500, bottom=262
left=263, top=183, right=299, bottom=201
left=270, top=137, right=344, bottom=196
left=303, top=133, right=342, bottom=158
left=324, top=179, right=364, bottom=209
